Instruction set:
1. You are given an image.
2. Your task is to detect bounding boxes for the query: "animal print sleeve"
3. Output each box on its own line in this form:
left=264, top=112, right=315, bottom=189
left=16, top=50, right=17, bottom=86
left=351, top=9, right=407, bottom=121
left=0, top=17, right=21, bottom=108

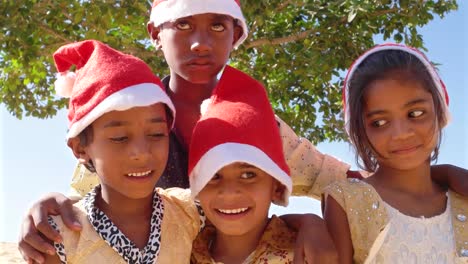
left=47, top=216, right=67, bottom=264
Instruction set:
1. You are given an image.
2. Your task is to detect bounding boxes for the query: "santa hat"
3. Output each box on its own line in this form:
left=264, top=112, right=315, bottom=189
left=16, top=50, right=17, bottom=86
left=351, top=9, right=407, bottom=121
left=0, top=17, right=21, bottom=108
left=342, top=43, right=450, bottom=134
left=53, top=39, right=175, bottom=139
left=149, top=0, right=248, bottom=49
left=188, top=66, right=292, bottom=206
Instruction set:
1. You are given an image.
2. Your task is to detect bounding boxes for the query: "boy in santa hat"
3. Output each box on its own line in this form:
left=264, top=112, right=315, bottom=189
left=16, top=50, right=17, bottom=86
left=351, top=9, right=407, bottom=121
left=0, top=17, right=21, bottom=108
left=45, top=39, right=202, bottom=263
left=19, top=0, right=468, bottom=263
left=188, top=65, right=297, bottom=263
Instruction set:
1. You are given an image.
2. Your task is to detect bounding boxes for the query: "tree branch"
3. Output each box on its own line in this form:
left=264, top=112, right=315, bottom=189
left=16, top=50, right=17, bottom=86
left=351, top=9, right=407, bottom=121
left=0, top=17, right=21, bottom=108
left=244, top=7, right=399, bottom=49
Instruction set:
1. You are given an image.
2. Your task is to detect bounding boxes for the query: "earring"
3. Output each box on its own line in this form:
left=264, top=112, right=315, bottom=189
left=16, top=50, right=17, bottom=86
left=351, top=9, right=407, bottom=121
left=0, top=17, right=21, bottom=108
left=84, top=159, right=96, bottom=173
left=152, top=39, right=160, bottom=50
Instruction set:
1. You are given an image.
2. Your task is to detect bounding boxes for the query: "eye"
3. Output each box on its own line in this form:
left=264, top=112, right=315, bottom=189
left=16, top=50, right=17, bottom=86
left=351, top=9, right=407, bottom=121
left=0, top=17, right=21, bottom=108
left=109, top=136, right=128, bottom=143
left=176, top=21, right=191, bottom=30
left=409, top=110, right=424, bottom=118
left=211, top=23, right=225, bottom=32
left=371, top=119, right=388, bottom=128
left=240, top=171, right=256, bottom=179
left=148, top=133, right=167, bottom=139
left=207, top=173, right=221, bottom=184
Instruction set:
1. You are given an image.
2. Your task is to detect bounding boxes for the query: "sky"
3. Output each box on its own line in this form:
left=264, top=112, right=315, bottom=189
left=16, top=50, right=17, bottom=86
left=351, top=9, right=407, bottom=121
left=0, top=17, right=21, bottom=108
left=1, top=3, right=467, bottom=243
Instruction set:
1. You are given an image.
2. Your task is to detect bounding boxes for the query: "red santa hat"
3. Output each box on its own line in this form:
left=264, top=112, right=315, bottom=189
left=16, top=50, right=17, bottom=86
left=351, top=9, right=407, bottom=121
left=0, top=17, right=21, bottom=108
left=188, top=66, right=292, bottom=206
left=149, top=0, right=248, bottom=49
left=342, top=43, right=450, bottom=134
left=53, top=39, right=175, bottom=139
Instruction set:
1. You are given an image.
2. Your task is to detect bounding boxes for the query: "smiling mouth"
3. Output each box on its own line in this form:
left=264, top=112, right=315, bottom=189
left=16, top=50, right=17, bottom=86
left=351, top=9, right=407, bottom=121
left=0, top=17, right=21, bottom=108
left=126, top=170, right=153, bottom=177
left=391, top=145, right=421, bottom=154
left=216, top=207, right=249, bottom=214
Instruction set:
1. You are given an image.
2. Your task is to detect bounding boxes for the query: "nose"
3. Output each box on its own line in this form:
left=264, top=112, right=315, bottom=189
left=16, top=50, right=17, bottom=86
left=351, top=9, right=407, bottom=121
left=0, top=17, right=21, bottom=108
left=190, top=29, right=213, bottom=54
left=128, top=137, right=151, bottom=162
left=217, top=180, right=241, bottom=197
left=391, top=119, right=414, bottom=140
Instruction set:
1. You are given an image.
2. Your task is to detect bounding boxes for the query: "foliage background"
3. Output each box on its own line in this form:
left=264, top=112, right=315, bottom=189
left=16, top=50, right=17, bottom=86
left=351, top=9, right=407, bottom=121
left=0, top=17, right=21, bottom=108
left=0, top=0, right=458, bottom=143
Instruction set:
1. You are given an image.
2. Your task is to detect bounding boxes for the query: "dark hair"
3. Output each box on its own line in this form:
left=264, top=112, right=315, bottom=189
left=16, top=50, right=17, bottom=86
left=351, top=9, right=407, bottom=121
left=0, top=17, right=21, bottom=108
left=77, top=125, right=96, bottom=172
left=347, top=50, right=447, bottom=172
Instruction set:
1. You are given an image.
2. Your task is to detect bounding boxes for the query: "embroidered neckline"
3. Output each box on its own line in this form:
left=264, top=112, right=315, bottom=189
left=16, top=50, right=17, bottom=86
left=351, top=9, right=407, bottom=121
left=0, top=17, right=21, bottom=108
left=383, top=193, right=450, bottom=222
left=83, top=186, right=164, bottom=264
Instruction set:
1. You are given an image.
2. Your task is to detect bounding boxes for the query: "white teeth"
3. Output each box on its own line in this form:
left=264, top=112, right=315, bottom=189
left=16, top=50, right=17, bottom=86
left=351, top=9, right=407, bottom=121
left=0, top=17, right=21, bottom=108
left=217, top=208, right=248, bottom=214
left=127, top=170, right=152, bottom=177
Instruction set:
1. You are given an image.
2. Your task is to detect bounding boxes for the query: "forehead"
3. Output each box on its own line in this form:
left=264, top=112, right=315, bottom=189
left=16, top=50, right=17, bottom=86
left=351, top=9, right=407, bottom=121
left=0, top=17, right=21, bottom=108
left=364, top=78, right=433, bottom=109
left=91, top=104, right=167, bottom=126
left=173, top=13, right=234, bottom=22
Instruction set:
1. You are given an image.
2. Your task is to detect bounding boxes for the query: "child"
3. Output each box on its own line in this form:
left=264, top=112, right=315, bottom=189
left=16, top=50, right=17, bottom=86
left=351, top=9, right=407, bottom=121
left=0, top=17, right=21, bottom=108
left=19, top=2, right=343, bottom=262
left=18, top=0, right=468, bottom=262
left=323, top=43, right=468, bottom=263
left=45, top=39, right=202, bottom=263
left=188, top=65, right=296, bottom=263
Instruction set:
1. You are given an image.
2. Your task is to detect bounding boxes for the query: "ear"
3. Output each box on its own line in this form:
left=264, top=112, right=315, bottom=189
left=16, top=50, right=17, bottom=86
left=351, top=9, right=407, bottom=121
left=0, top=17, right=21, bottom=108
left=232, top=24, right=243, bottom=46
left=147, top=22, right=163, bottom=50
left=67, top=137, right=91, bottom=166
left=271, top=180, right=286, bottom=204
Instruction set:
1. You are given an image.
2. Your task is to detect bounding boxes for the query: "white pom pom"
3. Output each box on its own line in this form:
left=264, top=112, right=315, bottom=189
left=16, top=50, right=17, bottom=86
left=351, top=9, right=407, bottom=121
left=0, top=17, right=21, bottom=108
left=200, top=98, right=212, bottom=116
left=54, top=71, right=76, bottom=98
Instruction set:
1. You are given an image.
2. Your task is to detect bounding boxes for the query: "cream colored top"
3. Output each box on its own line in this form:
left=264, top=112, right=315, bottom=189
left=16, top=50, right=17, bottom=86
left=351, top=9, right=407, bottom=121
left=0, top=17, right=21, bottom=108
left=51, top=188, right=200, bottom=263
left=372, top=197, right=456, bottom=263
left=323, top=179, right=468, bottom=264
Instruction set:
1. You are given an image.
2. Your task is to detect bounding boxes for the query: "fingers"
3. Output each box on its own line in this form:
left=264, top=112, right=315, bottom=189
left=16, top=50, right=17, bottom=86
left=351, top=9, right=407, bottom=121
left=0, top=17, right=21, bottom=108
left=57, top=198, right=82, bottom=231
left=18, top=237, right=47, bottom=264
left=22, top=215, right=57, bottom=253
left=30, top=203, right=62, bottom=243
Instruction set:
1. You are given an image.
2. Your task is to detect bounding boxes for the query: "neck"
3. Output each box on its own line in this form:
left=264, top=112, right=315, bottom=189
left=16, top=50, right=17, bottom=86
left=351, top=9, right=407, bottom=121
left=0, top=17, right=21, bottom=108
left=96, top=187, right=153, bottom=221
left=211, top=218, right=269, bottom=264
left=372, top=160, right=437, bottom=196
left=168, top=73, right=217, bottom=105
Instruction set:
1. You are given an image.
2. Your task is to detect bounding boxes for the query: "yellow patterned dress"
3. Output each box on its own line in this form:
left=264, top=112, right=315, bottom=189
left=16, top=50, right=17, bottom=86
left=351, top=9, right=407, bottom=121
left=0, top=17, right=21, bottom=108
left=191, top=216, right=297, bottom=264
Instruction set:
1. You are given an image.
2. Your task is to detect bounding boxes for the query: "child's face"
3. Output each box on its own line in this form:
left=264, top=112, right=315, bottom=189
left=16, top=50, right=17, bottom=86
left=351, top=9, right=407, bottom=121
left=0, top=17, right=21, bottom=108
left=197, top=162, right=282, bottom=236
left=148, top=13, right=242, bottom=84
left=363, top=79, right=439, bottom=171
left=69, top=103, right=169, bottom=200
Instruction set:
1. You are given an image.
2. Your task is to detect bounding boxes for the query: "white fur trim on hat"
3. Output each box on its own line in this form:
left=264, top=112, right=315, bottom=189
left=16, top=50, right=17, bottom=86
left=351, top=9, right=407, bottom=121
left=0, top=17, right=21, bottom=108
left=67, top=83, right=175, bottom=139
left=55, top=71, right=76, bottom=98
left=189, top=142, right=292, bottom=206
left=149, top=0, right=248, bottom=49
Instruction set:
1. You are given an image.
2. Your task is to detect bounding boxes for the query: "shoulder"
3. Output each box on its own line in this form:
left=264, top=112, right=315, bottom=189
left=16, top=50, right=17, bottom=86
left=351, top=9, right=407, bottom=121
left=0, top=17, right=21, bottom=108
left=264, top=216, right=297, bottom=250
left=323, top=179, right=377, bottom=207
left=190, top=225, right=216, bottom=264
left=157, top=187, right=201, bottom=228
left=157, top=187, right=193, bottom=206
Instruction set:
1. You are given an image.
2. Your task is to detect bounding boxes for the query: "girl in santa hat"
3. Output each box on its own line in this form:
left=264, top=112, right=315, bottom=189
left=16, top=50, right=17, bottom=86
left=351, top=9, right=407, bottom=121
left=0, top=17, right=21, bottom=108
left=323, top=43, right=468, bottom=263
left=19, top=0, right=468, bottom=262
left=45, top=39, right=203, bottom=263
left=20, top=1, right=339, bottom=263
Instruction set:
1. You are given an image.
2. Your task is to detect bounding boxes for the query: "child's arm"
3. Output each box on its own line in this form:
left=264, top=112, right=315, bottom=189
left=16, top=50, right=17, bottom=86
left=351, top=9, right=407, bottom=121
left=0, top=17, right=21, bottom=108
left=276, top=116, right=351, bottom=199
left=17, top=193, right=82, bottom=263
left=279, top=214, right=338, bottom=264
left=431, top=164, right=468, bottom=196
left=323, top=196, right=354, bottom=264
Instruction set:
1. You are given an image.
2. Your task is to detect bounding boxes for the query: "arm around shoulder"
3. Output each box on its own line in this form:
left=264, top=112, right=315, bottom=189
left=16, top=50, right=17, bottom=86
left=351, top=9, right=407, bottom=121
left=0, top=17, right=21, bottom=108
left=431, top=164, right=468, bottom=196
left=275, top=115, right=350, bottom=199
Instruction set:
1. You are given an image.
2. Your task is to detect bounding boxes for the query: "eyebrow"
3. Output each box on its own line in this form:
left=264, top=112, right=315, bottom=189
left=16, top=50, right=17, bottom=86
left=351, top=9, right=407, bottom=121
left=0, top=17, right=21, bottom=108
left=103, top=117, right=166, bottom=128
left=366, top=98, right=430, bottom=118
left=236, top=163, right=257, bottom=169
left=181, top=14, right=232, bottom=22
